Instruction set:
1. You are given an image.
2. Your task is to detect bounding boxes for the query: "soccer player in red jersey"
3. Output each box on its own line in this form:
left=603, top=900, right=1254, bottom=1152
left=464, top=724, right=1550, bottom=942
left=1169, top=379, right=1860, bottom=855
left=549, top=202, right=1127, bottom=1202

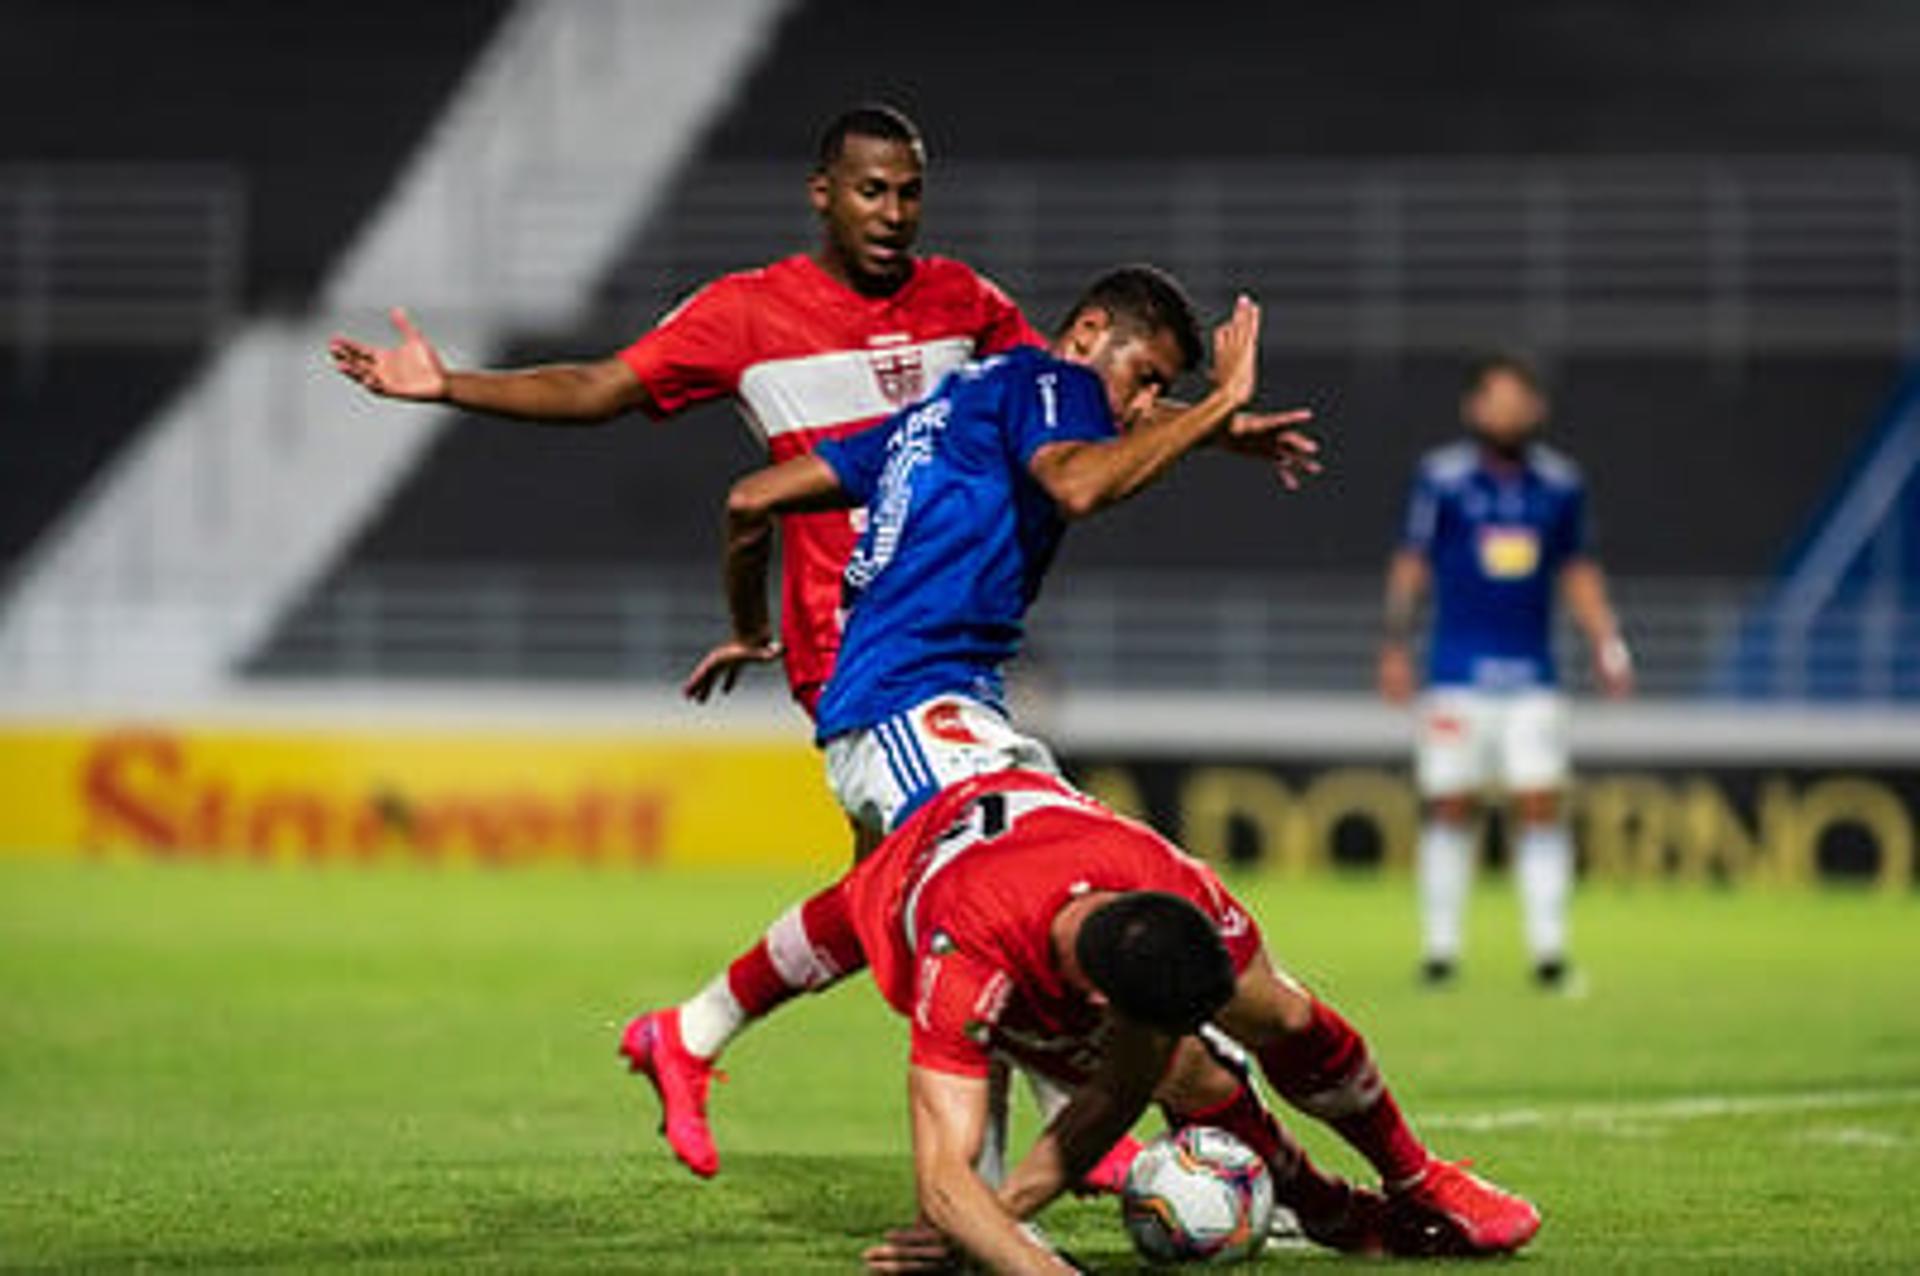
left=332, top=105, right=1184, bottom=1188
left=329, top=104, right=1042, bottom=715
left=846, top=770, right=1542, bottom=1273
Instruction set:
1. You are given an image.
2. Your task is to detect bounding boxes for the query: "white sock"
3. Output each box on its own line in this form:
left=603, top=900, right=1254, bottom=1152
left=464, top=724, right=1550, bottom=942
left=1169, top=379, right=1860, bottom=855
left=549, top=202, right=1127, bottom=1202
left=1418, top=820, right=1475, bottom=962
left=676, top=974, right=746, bottom=1060
left=1516, top=822, right=1574, bottom=963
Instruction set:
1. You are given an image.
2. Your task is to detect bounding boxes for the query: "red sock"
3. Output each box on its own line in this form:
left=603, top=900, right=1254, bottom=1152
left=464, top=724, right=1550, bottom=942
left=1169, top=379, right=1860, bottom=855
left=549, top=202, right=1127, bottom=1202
left=724, top=884, right=869, bottom=1018
left=1257, top=998, right=1429, bottom=1186
left=1168, top=1083, right=1352, bottom=1220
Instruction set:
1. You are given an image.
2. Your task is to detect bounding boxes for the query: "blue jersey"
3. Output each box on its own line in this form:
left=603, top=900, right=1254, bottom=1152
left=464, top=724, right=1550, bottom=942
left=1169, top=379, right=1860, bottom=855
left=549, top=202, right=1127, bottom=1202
left=1402, top=441, right=1589, bottom=690
left=810, top=347, right=1117, bottom=741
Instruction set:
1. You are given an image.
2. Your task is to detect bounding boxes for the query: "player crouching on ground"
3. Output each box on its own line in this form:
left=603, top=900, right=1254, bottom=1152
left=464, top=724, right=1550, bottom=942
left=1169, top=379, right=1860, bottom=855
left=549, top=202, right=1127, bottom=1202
left=849, top=771, right=1542, bottom=1274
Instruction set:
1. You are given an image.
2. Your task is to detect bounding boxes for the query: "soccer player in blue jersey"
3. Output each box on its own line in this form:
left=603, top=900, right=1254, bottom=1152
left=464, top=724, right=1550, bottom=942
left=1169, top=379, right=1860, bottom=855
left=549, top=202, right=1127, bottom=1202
left=626, top=266, right=1318, bottom=1190
left=686, top=267, right=1282, bottom=833
left=1378, top=352, right=1633, bottom=992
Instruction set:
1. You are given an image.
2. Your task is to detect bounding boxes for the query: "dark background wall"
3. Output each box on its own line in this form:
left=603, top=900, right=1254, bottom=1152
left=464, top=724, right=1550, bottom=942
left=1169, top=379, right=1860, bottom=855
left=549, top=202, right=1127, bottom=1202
left=9, top=0, right=1918, bottom=591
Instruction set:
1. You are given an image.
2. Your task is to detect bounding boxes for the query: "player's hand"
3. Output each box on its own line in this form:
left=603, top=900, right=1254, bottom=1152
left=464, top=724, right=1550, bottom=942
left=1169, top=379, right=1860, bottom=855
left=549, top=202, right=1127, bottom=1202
left=1222, top=409, right=1323, bottom=491
left=328, top=307, right=449, bottom=401
left=683, top=636, right=783, bottom=703
left=1209, top=294, right=1262, bottom=410
left=1594, top=635, right=1635, bottom=699
left=862, top=1225, right=961, bottom=1274
left=1378, top=643, right=1418, bottom=705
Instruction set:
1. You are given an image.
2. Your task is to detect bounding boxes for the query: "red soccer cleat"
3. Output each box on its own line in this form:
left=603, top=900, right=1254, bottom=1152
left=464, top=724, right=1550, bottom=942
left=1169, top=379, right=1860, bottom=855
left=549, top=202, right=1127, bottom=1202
left=1076, top=1134, right=1145, bottom=1196
left=1388, top=1158, right=1541, bottom=1256
left=619, top=1009, right=723, bottom=1179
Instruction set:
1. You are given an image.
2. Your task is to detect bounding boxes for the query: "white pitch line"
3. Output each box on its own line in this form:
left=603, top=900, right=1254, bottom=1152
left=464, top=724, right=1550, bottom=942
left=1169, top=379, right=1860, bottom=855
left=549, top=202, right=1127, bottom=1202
left=1422, top=1086, right=1920, bottom=1134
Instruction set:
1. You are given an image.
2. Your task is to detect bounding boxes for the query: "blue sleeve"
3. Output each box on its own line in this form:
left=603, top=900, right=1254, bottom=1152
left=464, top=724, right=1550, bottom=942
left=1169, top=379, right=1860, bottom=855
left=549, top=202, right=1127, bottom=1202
left=1003, top=361, right=1116, bottom=465
left=1401, top=470, right=1441, bottom=553
left=813, top=418, right=896, bottom=505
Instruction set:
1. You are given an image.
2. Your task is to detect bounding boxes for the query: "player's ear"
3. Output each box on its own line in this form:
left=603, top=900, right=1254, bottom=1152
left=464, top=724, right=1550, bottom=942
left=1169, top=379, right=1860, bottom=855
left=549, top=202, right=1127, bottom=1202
left=806, top=170, right=832, bottom=217
left=1064, top=306, right=1112, bottom=359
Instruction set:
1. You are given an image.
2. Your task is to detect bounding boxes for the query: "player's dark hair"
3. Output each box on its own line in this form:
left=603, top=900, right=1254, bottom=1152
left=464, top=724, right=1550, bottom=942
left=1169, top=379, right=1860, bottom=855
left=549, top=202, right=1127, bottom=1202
left=1464, top=349, right=1546, bottom=397
left=1075, top=892, right=1237, bottom=1035
left=1059, top=265, right=1205, bottom=373
left=816, top=103, right=925, bottom=170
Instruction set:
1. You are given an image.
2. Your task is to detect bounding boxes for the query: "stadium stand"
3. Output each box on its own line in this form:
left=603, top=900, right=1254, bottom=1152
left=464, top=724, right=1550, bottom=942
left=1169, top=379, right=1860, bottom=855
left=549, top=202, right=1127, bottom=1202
left=0, top=2, right=510, bottom=561
left=7, top=0, right=1919, bottom=698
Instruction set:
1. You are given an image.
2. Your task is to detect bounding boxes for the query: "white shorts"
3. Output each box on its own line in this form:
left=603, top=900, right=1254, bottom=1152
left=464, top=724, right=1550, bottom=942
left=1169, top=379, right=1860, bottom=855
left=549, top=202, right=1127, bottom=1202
left=823, top=694, right=1062, bottom=834
left=1415, top=689, right=1570, bottom=798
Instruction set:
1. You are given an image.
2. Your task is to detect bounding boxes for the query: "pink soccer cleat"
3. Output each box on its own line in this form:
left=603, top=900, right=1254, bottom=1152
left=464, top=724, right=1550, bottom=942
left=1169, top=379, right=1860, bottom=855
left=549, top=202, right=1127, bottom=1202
left=1388, top=1158, right=1542, bottom=1256
left=1076, top=1133, right=1146, bottom=1196
left=619, top=1009, right=723, bottom=1179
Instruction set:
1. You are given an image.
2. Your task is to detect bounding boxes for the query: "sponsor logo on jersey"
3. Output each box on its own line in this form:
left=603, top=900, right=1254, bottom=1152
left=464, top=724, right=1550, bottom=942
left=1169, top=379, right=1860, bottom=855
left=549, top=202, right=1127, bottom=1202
left=921, top=701, right=982, bottom=745
left=1477, top=525, right=1542, bottom=579
left=962, top=971, right=1013, bottom=1044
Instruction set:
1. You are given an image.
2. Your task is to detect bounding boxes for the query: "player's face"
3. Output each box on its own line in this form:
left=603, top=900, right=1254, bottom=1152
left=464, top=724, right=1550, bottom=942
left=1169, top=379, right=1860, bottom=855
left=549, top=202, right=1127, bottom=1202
left=809, top=135, right=925, bottom=295
left=1083, top=324, right=1186, bottom=429
left=1463, top=370, right=1546, bottom=453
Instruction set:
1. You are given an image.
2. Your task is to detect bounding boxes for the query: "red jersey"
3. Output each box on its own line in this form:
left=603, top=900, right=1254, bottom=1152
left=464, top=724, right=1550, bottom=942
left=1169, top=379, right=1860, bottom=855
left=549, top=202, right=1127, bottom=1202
left=843, top=772, right=1264, bottom=1086
left=617, top=254, right=1042, bottom=713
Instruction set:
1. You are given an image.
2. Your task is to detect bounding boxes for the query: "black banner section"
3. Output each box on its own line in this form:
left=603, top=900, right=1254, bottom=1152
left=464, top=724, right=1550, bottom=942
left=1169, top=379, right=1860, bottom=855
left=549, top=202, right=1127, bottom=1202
left=1065, top=758, right=1918, bottom=890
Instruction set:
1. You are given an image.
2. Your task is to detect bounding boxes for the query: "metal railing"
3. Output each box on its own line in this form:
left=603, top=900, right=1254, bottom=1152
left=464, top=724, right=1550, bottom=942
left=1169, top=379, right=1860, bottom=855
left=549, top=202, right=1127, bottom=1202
left=0, top=166, right=246, bottom=358
left=599, top=157, right=1920, bottom=362
left=155, top=565, right=1883, bottom=701
left=3, top=157, right=1910, bottom=367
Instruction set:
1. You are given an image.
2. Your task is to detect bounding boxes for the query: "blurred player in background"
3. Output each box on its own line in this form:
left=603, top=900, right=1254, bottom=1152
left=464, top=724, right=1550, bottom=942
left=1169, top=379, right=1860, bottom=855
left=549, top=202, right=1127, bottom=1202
left=1378, top=353, right=1632, bottom=992
left=847, top=771, right=1541, bottom=1272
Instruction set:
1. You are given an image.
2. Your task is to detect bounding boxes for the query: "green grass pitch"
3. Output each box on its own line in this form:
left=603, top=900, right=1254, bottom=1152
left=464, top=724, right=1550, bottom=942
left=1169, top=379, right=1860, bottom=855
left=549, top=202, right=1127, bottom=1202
left=2, top=858, right=1916, bottom=1272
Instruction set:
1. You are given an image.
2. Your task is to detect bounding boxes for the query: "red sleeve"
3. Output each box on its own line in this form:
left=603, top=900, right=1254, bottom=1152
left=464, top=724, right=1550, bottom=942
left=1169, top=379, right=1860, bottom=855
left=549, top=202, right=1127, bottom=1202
left=1186, top=862, right=1265, bottom=976
left=910, top=950, right=1010, bottom=1079
left=972, top=271, right=1045, bottom=355
left=615, top=278, right=751, bottom=419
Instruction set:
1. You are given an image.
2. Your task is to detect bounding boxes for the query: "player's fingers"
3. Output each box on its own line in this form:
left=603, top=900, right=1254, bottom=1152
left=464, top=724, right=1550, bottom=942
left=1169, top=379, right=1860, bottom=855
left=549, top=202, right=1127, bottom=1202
left=390, top=306, right=423, bottom=342
left=1232, top=411, right=1315, bottom=437
left=682, top=656, right=719, bottom=701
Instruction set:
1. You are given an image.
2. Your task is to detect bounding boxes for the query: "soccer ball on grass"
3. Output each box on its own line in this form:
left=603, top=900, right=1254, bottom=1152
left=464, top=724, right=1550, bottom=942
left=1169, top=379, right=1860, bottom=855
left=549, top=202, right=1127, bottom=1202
left=1120, top=1126, right=1274, bottom=1264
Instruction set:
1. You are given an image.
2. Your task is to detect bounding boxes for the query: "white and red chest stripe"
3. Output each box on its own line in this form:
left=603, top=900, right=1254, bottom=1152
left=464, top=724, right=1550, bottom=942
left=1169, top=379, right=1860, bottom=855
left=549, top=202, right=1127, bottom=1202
left=623, top=253, right=1037, bottom=452
left=742, top=331, right=976, bottom=461
left=618, top=254, right=1039, bottom=705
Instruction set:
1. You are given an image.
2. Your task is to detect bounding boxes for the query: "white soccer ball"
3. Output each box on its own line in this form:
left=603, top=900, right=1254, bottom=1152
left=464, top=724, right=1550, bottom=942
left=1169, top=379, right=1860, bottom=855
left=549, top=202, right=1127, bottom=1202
left=1120, top=1126, right=1275, bottom=1264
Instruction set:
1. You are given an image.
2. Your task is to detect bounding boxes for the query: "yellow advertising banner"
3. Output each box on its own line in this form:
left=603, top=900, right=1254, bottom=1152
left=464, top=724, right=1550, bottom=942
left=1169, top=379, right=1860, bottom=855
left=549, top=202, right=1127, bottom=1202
left=0, top=723, right=847, bottom=868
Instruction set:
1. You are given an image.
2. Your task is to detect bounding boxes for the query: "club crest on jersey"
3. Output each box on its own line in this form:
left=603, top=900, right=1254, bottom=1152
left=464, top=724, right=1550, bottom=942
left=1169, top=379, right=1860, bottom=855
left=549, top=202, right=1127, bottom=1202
left=921, top=700, right=982, bottom=745
left=870, top=347, right=926, bottom=406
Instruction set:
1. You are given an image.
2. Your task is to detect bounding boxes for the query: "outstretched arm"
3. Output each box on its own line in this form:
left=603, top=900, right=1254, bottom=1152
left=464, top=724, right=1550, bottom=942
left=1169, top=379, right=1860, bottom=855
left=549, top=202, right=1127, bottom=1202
left=329, top=308, right=650, bottom=424
left=1561, top=557, right=1634, bottom=697
left=1027, top=296, right=1264, bottom=520
left=683, top=456, right=851, bottom=702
